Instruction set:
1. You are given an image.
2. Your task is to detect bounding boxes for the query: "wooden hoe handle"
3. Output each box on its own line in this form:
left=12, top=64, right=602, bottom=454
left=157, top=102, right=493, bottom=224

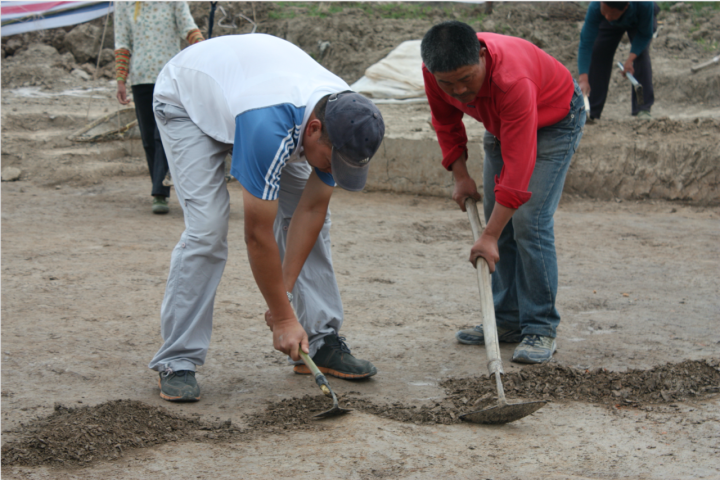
left=464, top=198, right=504, bottom=377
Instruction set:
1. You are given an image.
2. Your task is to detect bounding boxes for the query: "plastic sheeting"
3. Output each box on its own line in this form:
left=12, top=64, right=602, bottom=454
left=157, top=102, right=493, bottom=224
left=1, top=1, right=113, bottom=37
left=350, top=40, right=427, bottom=104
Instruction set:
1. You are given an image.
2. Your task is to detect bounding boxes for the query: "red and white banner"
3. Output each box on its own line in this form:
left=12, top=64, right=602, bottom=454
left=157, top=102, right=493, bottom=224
left=1, top=1, right=113, bottom=37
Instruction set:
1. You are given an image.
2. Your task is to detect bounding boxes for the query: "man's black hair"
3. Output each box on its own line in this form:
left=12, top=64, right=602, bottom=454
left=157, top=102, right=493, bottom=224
left=603, top=2, right=629, bottom=11
left=421, top=21, right=481, bottom=74
left=313, top=94, right=332, bottom=146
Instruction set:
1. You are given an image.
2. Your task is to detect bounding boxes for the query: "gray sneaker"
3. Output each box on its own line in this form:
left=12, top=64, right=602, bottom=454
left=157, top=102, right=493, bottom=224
left=456, top=325, right=523, bottom=345
left=512, top=335, right=557, bottom=364
left=158, top=370, right=200, bottom=402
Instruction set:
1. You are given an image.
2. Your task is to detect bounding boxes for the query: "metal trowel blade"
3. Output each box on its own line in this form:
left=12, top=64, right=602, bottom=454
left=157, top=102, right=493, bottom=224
left=635, top=85, right=645, bottom=106
left=313, top=406, right=352, bottom=419
left=460, top=400, right=546, bottom=425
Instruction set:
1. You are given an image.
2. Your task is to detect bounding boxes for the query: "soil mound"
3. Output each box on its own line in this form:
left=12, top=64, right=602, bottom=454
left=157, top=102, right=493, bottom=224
left=248, top=393, right=463, bottom=428
left=0, top=399, right=235, bottom=468
left=250, top=360, right=720, bottom=429
left=442, top=359, right=720, bottom=406
left=3, top=360, right=718, bottom=468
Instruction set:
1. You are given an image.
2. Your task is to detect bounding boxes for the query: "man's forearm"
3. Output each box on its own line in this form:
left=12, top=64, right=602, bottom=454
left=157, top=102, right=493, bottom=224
left=450, top=152, right=470, bottom=181
left=483, top=202, right=516, bottom=240
left=246, top=224, right=295, bottom=322
left=282, top=172, right=333, bottom=291
left=283, top=203, right=327, bottom=292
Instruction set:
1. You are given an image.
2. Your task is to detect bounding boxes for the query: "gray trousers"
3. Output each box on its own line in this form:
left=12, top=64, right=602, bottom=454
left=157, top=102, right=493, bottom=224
left=148, top=103, right=343, bottom=373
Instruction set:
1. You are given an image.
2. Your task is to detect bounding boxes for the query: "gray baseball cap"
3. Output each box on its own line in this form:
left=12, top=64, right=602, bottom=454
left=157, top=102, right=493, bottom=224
left=325, top=91, right=385, bottom=192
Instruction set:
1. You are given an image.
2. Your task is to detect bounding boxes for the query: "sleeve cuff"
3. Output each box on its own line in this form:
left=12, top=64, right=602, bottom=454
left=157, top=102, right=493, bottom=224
left=442, top=146, right=467, bottom=171
left=114, top=48, right=130, bottom=83
left=186, top=29, right=204, bottom=44
left=494, top=176, right=532, bottom=209
left=314, top=168, right=336, bottom=187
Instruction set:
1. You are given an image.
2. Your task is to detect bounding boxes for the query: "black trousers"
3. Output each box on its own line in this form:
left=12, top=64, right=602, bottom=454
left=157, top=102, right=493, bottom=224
left=132, top=84, right=170, bottom=198
left=588, top=4, right=659, bottom=119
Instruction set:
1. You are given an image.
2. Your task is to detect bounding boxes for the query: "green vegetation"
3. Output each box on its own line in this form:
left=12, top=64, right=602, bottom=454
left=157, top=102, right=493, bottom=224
left=357, top=2, right=435, bottom=19
left=696, top=37, right=719, bottom=52
left=658, top=2, right=720, bottom=12
left=267, top=2, right=486, bottom=22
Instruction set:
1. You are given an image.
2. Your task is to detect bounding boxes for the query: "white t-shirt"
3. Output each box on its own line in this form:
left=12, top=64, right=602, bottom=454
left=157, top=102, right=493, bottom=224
left=153, top=34, right=350, bottom=199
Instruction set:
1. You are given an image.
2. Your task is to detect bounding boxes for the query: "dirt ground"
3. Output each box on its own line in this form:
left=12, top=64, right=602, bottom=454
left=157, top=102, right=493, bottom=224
left=2, top=174, right=719, bottom=479
left=2, top=2, right=720, bottom=479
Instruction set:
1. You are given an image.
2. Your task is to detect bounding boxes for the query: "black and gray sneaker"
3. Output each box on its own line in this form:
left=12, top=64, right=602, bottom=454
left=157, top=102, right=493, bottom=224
left=158, top=370, right=201, bottom=402
left=456, top=324, right=523, bottom=345
left=293, top=334, right=377, bottom=379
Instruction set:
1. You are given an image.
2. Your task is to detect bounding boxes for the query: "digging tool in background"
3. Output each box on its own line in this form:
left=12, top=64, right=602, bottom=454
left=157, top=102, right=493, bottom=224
left=616, top=61, right=644, bottom=106
left=459, top=198, right=546, bottom=425
left=299, top=349, right=352, bottom=419
left=691, top=54, right=720, bottom=74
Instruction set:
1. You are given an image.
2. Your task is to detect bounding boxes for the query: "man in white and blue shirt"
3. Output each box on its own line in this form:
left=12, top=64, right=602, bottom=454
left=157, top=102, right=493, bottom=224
left=149, top=34, right=385, bottom=402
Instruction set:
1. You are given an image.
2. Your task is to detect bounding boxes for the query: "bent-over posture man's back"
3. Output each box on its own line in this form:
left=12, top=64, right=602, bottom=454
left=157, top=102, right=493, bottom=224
left=148, top=34, right=385, bottom=401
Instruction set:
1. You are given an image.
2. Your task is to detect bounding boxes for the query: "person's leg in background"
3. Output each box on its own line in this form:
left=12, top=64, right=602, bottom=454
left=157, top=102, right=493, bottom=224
left=627, top=4, right=659, bottom=117
left=131, top=84, right=171, bottom=213
left=587, top=19, right=625, bottom=119
left=151, top=125, right=171, bottom=212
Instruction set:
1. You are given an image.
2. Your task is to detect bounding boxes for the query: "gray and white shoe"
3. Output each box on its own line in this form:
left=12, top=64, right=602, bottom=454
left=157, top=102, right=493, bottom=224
left=158, top=370, right=200, bottom=402
left=512, top=335, right=557, bottom=364
left=456, top=325, right=523, bottom=345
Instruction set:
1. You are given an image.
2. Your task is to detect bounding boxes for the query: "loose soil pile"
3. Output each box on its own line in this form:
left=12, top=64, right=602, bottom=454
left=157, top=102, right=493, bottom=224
left=441, top=358, right=720, bottom=407
left=4, top=360, right=717, bottom=468
left=1, top=400, right=241, bottom=468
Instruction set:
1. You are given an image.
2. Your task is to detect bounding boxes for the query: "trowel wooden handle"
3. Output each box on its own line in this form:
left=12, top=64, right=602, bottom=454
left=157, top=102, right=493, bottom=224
left=465, top=197, right=485, bottom=239
left=299, top=350, right=321, bottom=376
left=299, top=349, right=331, bottom=397
left=464, top=198, right=503, bottom=376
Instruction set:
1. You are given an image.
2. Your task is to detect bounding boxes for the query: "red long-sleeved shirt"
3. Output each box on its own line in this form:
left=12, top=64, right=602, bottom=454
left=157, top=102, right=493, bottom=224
left=423, top=33, right=574, bottom=209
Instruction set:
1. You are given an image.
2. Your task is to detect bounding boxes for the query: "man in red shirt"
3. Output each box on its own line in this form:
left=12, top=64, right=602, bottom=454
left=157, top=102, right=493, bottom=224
left=421, top=21, right=586, bottom=363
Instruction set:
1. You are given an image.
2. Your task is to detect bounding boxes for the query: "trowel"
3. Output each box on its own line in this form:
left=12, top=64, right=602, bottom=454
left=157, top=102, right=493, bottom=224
left=299, top=349, right=352, bottom=419
left=459, top=199, right=546, bottom=424
left=616, top=61, right=644, bottom=106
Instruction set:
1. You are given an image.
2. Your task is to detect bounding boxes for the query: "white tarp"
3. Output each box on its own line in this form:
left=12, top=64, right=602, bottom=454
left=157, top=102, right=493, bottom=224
left=350, top=40, right=427, bottom=104
left=1, top=1, right=113, bottom=37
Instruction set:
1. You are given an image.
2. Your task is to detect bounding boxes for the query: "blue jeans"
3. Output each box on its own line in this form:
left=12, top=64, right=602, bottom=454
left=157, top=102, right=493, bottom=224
left=482, top=81, right=586, bottom=338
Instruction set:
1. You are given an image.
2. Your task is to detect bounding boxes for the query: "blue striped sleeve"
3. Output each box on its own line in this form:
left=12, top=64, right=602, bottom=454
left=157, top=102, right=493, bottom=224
left=231, top=104, right=305, bottom=200
left=314, top=168, right=335, bottom=187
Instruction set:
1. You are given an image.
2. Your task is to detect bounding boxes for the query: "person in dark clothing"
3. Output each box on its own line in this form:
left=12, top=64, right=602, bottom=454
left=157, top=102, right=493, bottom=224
left=578, top=1, right=660, bottom=120
left=114, top=1, right=204, bottom=214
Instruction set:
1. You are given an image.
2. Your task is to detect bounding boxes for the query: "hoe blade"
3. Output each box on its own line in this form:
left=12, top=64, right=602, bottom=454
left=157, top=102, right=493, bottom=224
left=460, top=400, right=546, bottom=425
